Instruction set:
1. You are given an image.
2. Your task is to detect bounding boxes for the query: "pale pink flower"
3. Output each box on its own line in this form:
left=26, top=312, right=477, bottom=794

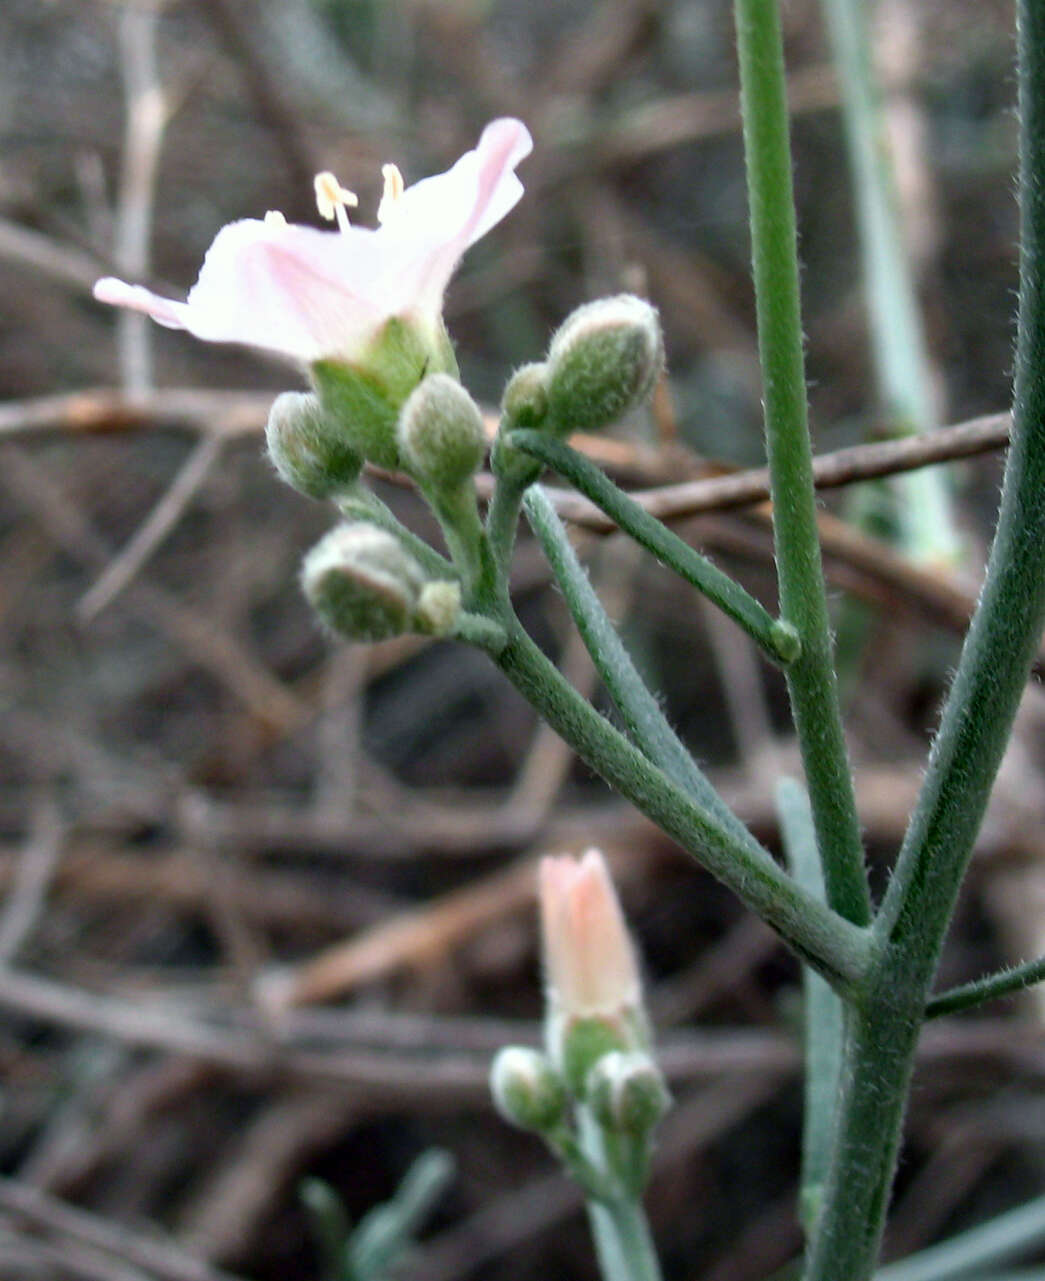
left=93, top=118, right=532, bottom=364
left=538, top=848, right=642, bottom=1020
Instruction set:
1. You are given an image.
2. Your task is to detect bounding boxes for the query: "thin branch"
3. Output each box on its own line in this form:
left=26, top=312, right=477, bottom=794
left=926, top=954, right=1045, bottom=1019
left=0, top=216, right=104, bottom=292
left=0, top=800, right=64, bottom=963
left=0, top=389, right=274, bottom=441
left=1, top=445, right=305, bottom=731
left=0, top=965, right=1043, bottom=1097
left=78, top=432, right=224, bottom=622
left=114, top=0, right=170, bottom=393
left=0, top=1178, right=243, bottom=1281
left=542, top=412, right=1011, bottom=533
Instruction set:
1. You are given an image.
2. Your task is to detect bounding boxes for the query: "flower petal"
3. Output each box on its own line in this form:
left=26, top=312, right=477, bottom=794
left=374, top=117, right=533, bottom=318
left=183, top=220, right=388, bottom=360
left=93, top=277, right=190, bottom=330
left=92, top=119, right=532, bottom=365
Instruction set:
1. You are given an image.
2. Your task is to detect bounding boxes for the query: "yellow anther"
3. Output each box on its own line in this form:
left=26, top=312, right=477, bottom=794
left=264, top=209, right=287, bottom=228
left=313, top=172, right=359, bottom=233
left=377, top=163, right=405, bottom=224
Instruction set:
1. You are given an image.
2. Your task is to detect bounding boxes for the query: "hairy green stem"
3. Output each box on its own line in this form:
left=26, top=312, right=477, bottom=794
left=925, top=954, right=1045, bottom=1020
left=588, top=1196, right=663, bottom=1281
left=524, top=485, right=755, bottom=840
left=734, top=0, right=871, bottom=927
left=426, top=481, right=488, bottom=600
left=337, top=485, right=457, bottom=582
left=803, top=4, right=1045, bottom=1276
left=485, top=612, right=871, bottom=991
left=486, top=474, right=528, bottom=570
left=512, top=432, right=798, bottom=665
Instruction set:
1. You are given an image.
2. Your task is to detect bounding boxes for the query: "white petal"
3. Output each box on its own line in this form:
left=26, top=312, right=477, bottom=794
left=93, top=277, right=190, bottom=330
left=182, top=220, right=387, bottom=360
left=92, top=119, right=533, bottom=364
left=374, top=118, right=534, bottom=317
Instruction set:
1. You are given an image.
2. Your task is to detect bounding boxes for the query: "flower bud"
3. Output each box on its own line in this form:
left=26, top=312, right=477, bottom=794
left=266, top=391, right=363, bottom=499
left=501, top=362, right=549, bottom=429
left=490, top=1046, right=567, bottom=1132
left=302, top=522, right=425, bottom=641
left=538, top=850, right=649, bottom=1093
left=545, top=295, right=663, bottom=434
left=397, top=374, right=486, bottom=488
left=586, top=1052, right=670, bottom=1137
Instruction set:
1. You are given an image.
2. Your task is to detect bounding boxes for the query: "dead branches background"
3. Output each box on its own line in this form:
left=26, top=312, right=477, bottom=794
left=0, top=1, right=1041, bottom=1279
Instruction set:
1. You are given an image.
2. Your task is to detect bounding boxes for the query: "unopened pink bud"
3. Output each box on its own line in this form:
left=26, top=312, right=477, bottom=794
left=539, top=849, right=642, bottom=1023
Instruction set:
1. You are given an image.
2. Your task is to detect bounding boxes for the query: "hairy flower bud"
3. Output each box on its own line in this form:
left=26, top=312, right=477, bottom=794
left=538, top=849, right=649, bottom=1094
left=397, top=373, right=486, bottom=488
left=586, top=1051, right=670, bottom=1137
left=545, top=295, right=663, bottom=434
left=502, top=362, right=549, bottom=429
left=266, top=391, right=363, bottom=499
left=302, top=523, right=425, bottom=641
left=490, top=1046, right=567, bottom=1133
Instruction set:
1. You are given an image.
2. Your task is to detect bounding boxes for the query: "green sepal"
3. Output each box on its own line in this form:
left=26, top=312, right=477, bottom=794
left=311, top=317, right=458, bottom=469
left=557, top=1016, right=629, bottom=1099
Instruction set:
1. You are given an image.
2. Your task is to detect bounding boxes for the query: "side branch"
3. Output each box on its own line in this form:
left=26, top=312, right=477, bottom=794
left=487, top=613, right=872, bottom=992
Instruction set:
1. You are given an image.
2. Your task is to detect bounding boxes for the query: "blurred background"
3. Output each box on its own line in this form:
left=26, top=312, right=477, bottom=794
left=1, top=1, right=1043, bottom=1278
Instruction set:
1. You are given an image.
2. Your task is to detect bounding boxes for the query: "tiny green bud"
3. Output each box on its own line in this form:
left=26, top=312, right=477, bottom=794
left=302, top=523, right=425, bottom=642
left=490, top=1046, right=567, bottom=1132
left=266, top=391, right=363, bottom=499
left=414, top=580, right=462, bottom=636
left=397, top=373, right=486, bottom=488
left=501, top=362, right=549, bottom=429
left=545, top=295, right=663, bottom=434
left=492, top=364, right=550, bottom=489
left=770, top=618, right=801, bottom=664
left=586, top=1051, right=670, bottom=1136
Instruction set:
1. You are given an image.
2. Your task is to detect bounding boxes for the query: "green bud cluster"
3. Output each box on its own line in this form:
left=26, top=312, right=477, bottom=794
left=492, top=294, right=662, bottom=497
left=267, top=296, right=665, bottom=697
left=302, top=522, right=459, bottom=642
left=311, top=316, right=458, bottom=470
left=555, top=1015, right=631, bottom=1100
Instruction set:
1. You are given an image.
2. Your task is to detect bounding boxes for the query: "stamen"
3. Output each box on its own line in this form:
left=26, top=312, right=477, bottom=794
left=313, top=171, right=359, bottom=234
left=264, top=210, right=287, bottom=228
left=377, top=163, right=405, bottom=224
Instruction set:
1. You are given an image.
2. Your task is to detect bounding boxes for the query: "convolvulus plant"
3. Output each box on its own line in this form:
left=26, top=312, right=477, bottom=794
left=92, top=4, right=1045, bottom=1274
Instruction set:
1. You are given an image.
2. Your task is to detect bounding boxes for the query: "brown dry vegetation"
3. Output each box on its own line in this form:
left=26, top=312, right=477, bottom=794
left=1, top=1, right=1043, bottom=1279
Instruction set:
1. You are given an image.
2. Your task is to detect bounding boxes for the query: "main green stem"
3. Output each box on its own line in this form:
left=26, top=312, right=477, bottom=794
left=803, top=3, right=1045, bottom=1276
left=734, top=0, right=871, bottom=928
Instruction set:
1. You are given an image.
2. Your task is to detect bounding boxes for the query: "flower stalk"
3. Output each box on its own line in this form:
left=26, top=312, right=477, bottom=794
left=733, top=0, right=871, bottom=929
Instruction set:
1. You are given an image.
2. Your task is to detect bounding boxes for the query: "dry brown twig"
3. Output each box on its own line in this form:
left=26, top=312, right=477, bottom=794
left=0, top=1177, right=243, bottom=1281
